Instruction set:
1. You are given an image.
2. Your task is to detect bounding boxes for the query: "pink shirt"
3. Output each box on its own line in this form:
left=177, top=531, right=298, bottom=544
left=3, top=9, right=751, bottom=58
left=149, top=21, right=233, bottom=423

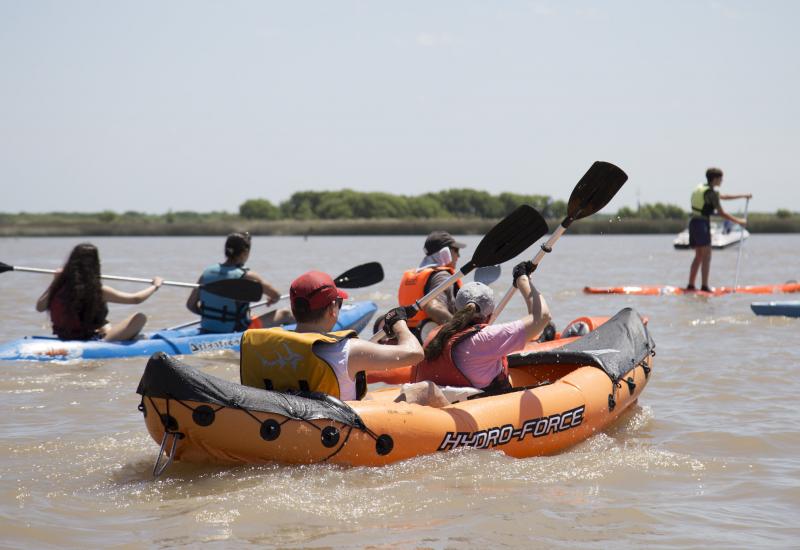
left=451, top=320, right=528, bottom=388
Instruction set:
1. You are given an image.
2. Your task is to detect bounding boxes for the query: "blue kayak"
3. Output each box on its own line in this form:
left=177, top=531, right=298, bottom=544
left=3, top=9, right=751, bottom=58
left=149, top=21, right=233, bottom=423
left=0, top=301, right=377, bottom=362
left=750, top=301, right=800, bottom=318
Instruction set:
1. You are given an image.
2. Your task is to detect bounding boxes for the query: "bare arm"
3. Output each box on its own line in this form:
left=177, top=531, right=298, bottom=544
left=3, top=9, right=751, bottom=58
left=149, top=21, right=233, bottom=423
left=346, top=321, right=424, bottom=377
left=423, top=299, right=453, bottom=325
left=719, top=193, right=752, bottom=200
left=711, top=192, right=747, bottom=226
left=515, top=275, right=551, bottom=342
left=185, top=276, right=202, bottom=314
left=245, top=271, right=279, bottom=305
left=102, top=277, right=163, bottom=305
left=716, top=205, right=747, bottom=226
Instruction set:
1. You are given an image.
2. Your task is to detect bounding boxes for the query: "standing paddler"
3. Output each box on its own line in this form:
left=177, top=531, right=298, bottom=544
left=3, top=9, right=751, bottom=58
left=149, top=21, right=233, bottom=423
left=686, top=168, right=751, bottom=292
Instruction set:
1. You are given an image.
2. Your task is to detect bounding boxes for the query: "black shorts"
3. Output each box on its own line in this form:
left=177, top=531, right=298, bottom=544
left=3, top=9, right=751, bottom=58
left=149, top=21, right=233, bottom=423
left=689, top=217, right=711, bottom=247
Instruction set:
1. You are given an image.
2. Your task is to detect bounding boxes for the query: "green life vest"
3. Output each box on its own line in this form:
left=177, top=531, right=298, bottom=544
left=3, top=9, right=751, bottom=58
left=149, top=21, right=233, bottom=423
left=691, top=183, right=716, bottom=218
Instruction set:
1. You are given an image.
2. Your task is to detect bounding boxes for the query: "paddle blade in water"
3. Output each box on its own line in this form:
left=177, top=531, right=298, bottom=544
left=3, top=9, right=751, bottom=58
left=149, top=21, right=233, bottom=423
left=334, top=262, right=384, bottom=288
left=470, top=205, right=549, bottom=270
left=202, top=278, right=263, bottom=302
left=566, top=161, right=628, bottom=221
left=474, top=265, right=501, bottom=285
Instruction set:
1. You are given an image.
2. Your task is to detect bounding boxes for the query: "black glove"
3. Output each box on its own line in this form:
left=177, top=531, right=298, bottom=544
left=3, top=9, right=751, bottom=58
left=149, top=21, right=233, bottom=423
left=512, top=260, right=534, bottom=287
left=382, top=307, right=408, bottom=337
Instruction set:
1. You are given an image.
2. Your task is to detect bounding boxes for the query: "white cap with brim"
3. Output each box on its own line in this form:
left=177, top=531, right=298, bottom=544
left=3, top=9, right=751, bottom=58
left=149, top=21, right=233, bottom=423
left=455, top=281, right=495, bottom=318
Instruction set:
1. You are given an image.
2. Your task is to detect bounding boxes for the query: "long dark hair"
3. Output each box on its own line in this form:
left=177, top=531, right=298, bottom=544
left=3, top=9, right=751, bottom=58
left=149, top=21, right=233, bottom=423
left=424, top=303, right=480, bottom=361
left=47, top=243, right=106, bottom=325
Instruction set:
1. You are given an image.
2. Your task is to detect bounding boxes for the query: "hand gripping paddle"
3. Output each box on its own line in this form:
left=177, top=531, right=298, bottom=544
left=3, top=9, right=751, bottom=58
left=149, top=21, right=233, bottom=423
left=490, top=161, right=629, bottom=322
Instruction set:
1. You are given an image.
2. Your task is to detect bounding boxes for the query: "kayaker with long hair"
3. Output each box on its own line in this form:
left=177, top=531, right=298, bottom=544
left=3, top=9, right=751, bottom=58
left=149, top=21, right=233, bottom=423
left=35, top=243, right=163, bottom=341
left=240, top=271, right=423, bottom=400
left=687, top=167, right=752, bottom=291
left=412, top=261, right=551, bottom=395
left=186, top=232, right=292, bottom=333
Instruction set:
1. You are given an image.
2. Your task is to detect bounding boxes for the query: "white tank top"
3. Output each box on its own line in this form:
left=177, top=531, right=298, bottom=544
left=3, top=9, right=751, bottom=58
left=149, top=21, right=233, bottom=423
left=315, top=339, right=355, bottom=401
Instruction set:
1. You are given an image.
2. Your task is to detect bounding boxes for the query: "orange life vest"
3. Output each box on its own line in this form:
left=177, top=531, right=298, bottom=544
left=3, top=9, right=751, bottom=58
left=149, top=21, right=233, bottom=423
left=412, top=324, right=509, bottom=388
left=398, top=266, right=462, bottom=328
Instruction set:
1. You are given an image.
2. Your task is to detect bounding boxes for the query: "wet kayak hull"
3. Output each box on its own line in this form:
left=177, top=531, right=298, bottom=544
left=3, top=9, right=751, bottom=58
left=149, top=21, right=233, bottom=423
left=750, top=301, right=800, bottom=318
left=0, top=301, right=377, bottom=362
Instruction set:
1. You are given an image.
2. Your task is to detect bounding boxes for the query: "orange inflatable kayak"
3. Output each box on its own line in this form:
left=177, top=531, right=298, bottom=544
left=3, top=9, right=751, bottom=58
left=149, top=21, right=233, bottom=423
left=367, top=315, right=611, bottom=386
left=583, top=282, right=800, bottom=296
left=137, top=308, right=654, bottom=471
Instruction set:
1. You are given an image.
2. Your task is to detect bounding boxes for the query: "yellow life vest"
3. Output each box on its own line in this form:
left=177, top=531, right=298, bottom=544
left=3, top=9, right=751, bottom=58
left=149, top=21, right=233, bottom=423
left=691, top=183, right=715, bottom=217
left=240, top=328, right=361, bottom=399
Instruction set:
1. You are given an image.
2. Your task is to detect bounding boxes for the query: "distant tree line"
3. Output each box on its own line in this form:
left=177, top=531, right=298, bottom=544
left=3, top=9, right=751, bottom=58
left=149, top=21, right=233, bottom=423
left=240, top=189, right=707, bottom=221
left=240, top=189, right=568, bottom=220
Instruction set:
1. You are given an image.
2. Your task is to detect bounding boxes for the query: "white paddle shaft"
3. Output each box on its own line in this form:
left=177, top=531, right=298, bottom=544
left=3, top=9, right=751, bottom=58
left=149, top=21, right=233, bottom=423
left=12, top=265, right=184, bottom=287
left=489, top=224, right=567, bottom=323
left=733, top=197, right=750, bottom=291
left=370, top=268, right=466, bottom=343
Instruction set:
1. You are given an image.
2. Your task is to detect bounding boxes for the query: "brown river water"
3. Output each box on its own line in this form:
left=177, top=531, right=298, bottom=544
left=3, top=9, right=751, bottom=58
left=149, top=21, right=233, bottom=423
left=1, top=234, right=798, bottom=548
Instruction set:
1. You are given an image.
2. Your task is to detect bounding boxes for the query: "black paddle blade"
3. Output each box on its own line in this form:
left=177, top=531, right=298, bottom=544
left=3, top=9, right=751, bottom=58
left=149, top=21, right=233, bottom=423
left=567, top=161, right=628, bottom=221
left=469, top=205, right=549, bottom=271
left=0, top=262, right=14, bottom=274
left=334, top=262, right=384, bottom=289
left=474, top=265, right=501, bottom=284
left=201, top=278, right=263, bottom=302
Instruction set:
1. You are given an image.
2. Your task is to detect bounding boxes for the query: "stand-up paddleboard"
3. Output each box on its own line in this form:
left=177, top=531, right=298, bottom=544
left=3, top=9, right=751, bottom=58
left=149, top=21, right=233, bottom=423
left=584, top=282, right=800, bottom=297
left=750, top=301, right=800, bottom=318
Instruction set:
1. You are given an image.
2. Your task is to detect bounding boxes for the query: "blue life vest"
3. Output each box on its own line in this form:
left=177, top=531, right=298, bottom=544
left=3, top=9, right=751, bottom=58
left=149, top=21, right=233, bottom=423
left=199, top=264, right=251, bottom=333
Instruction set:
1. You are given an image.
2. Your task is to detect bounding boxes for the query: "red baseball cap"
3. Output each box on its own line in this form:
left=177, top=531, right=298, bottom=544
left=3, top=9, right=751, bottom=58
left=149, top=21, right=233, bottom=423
left=290, top=271, right=349, bottom=311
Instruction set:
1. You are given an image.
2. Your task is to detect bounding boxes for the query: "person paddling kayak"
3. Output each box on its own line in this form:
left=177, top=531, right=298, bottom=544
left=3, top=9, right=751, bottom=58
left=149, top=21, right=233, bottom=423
left=185, top=232, right=292, bottom=332
left=411, top=261, right=551, bottom=395
left=397, top=231, right=466, bottom=342
left=240, top=271, right=423, bottom=400
left=687, top=168, right=752, bottom=292
left=35, top=243, right=163, bottom=341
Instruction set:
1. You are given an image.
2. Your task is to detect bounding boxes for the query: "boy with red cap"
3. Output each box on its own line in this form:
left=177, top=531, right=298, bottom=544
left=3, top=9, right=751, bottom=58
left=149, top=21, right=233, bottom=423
left=240, top=271, right=423, bottom=401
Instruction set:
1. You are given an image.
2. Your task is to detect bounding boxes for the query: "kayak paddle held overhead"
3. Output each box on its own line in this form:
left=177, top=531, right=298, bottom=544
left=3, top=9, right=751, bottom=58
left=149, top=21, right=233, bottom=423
left=0, top=261, right=262, bottom=302
left=490, top=161, right=629, bottom=322
left=371, top=204, right=549, bottom=342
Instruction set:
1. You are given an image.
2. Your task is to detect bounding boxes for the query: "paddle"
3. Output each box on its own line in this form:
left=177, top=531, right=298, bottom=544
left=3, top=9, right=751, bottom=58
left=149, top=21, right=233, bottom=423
left=474, top=265, right=502, bottom=285
left=733, top=197, right=750, bottom=291
left=370, top=204, right=549, bottom=342
left=0, top=261, right=262, bottom=302
left=166, top=262, right=385, bottom=331
left=489, top=161, right=628, bottom=322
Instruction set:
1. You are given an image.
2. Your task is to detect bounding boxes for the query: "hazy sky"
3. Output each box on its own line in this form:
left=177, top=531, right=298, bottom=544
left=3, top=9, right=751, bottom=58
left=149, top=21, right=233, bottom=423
left=1, top=1, right=797, bottom=214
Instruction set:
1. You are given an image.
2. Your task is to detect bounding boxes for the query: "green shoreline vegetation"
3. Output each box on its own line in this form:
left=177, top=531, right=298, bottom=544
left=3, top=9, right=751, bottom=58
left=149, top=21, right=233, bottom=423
left=2, top=189, right=798, bottom=236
